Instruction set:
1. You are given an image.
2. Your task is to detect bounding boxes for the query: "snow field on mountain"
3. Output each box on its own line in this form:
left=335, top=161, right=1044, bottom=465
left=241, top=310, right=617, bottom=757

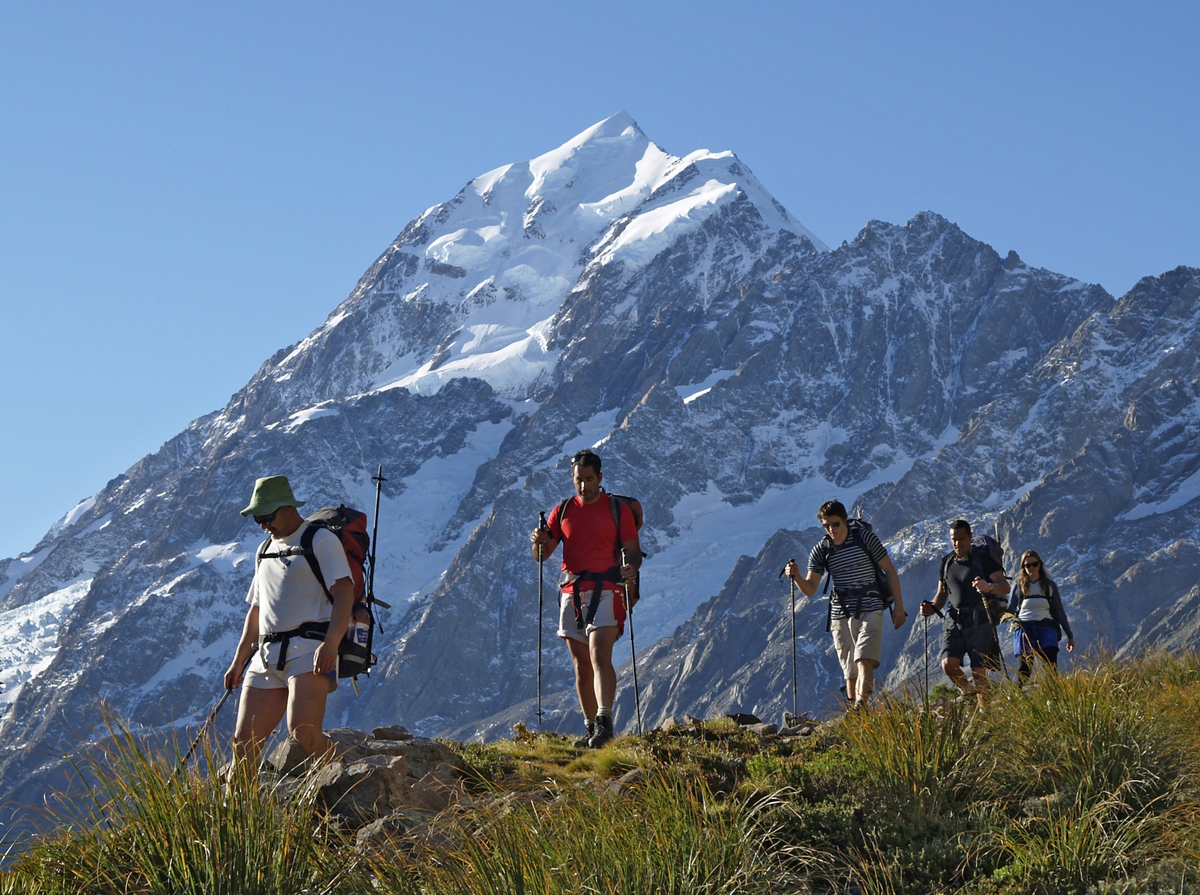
left=0, top=577, right=92, bottom=718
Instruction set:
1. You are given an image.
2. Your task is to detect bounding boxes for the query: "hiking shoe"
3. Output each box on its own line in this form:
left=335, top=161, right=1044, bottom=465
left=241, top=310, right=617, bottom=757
left=588, top=715, right=614, bottom=748
left=573, top=720, right=596, bottom=748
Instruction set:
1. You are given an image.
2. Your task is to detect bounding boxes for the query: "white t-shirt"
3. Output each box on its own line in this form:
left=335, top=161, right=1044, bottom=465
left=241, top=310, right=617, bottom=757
left=1017, top=578, right=1053, bottom=622
left=247, top=523, right=352, bottom=635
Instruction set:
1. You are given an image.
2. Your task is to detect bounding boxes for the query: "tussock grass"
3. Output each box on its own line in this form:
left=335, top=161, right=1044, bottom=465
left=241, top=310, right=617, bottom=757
left=3, top=652, right=1199, bottom=894
left=2, top=717, right=351, bottom=895
left=362, top=771, right=782, bottom=895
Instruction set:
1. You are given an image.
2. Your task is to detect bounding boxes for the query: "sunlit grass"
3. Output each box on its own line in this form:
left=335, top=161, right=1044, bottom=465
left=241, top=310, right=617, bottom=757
left=3, top=652, right=1199, bottom=894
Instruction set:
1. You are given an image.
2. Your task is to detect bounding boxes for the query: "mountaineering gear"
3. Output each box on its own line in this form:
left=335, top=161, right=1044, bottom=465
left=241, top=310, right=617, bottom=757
left=623, top=548, right=643, bottom=734
left=553, top=493, right=644, bottom=632
left=240, top=475, right=306, bottom=518
left=573, top=718, right=596, bottom=748
left=537, top=510, right=548, bottom=729
left=173, top=656, right=250, bottom=781
left=923, top=612, right=930, bottom=701
left=813, top=518, right=893, bottom=630
left=588, top=712, right=614, bottom=748
left=779, top=564, right=799, bottom=717
left=256, top=501, right=381, bottom=681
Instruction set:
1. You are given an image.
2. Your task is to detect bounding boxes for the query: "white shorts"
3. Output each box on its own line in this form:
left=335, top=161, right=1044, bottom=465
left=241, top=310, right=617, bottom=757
left=557, top=589, right=626, bottom=644
left=830, top=611, right=884, bottom=681
left=244, top=637, right=338, bottom=692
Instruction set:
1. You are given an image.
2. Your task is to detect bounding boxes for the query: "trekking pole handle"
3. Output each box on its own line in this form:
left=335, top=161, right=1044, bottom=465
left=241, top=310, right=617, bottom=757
left=778, top=559, right=797, bottom=580
left=536, top=511, right=548, bottom=562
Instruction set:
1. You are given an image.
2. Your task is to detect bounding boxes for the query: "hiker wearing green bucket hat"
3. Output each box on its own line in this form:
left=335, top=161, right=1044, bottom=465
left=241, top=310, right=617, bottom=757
left=223, top=475, right=354, bottom=764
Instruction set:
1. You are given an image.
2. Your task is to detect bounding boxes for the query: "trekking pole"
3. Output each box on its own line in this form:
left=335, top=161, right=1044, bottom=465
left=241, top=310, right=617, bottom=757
left=173, top=656, right=249, bottom=783
left=622, top=549, right=643, bottom=735
left=779, top=563, right=798, bottom=718
left=536, top=511, right=547, bottom=730
left=977, top=581, right=1012, bottom=683
left=923, top=612, right=929, bottom=703
left=369, top=466, right=386, bottom=619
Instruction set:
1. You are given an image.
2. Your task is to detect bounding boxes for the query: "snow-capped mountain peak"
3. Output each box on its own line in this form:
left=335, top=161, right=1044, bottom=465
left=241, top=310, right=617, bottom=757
left=253, top=113, right=828, bottom=407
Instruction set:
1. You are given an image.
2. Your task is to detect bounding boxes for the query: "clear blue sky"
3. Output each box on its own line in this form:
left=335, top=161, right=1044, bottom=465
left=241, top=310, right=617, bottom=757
left=2, top=2, right=1197, bottom=560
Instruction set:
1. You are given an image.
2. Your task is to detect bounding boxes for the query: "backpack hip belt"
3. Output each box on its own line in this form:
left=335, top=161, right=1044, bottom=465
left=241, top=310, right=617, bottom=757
left=947, top=602, right=990, bottom=627
left=559, top=568, right=621, bottom=631
left=259, top=621, right=330, bottom=670
left=831, top=584, right=880, bottom=620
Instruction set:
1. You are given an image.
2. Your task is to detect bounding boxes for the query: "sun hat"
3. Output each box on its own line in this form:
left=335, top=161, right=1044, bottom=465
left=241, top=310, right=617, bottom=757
left=240, top=475, right=306, bottom=517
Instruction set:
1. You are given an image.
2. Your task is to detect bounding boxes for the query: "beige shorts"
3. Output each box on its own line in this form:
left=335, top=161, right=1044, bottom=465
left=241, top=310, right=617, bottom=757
left=557, top=589, right=626, bottom=644
left=830, top=611, right=884, bottom=681
left=244, top=637, right=338, bottom=692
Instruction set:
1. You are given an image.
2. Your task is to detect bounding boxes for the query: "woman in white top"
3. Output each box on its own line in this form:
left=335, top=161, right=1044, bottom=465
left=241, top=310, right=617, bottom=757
left=1007, top=550, right=1075, bottom=678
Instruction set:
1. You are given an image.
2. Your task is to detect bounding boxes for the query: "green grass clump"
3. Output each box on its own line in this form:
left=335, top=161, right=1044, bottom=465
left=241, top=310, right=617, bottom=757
left=3, top=652, right=1199, bottom=895
left=363, top=770, right=780, bottom=895
left=2, top=718, right=351, bottom=895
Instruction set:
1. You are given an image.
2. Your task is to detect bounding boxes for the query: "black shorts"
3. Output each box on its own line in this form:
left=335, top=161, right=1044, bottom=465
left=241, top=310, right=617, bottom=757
left=942, top=616, right=1001, bottom=669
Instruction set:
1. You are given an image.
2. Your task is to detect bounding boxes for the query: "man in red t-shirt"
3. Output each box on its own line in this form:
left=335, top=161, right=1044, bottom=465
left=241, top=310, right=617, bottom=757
left=531, top=450, right=640, bottom=748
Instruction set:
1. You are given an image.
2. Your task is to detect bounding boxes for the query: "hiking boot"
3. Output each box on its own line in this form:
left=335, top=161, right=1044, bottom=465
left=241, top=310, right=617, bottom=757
left=588, top=714, right=614, bottom=748
left=573, top=720, right=596, bottom=748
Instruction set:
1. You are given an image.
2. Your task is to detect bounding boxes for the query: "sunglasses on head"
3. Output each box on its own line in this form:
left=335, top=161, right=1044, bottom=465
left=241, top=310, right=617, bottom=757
left=254, top=508, right=280, bottom=525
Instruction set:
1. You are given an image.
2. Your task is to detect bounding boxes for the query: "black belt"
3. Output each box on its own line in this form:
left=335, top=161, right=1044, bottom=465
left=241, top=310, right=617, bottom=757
left=260, top=621, right=329, bottom=670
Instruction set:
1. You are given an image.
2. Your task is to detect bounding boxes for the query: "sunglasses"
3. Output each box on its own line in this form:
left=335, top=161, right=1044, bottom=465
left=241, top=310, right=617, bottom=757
left=254, top=508, right=280, bottom=525
left=1022, top=560, right=1041, bottom=569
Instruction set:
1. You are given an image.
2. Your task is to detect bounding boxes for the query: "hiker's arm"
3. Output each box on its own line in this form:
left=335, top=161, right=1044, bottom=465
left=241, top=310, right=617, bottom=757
left=619, top=539, right=642, bottom=579
left=879, top=555, right=906, bottom=628
left=1050, top=583, right=1075, bottom=649
left=921, top=580, right=947, bottom=616
left=224, top=605, right=259, bottom=690
left=314, top=577, right=354, bottom=676
left=531, top=526, right=559, bottom=562
left=784, top=560, right=823, bottom=598
left=983, top=570, right=1009, bottom=596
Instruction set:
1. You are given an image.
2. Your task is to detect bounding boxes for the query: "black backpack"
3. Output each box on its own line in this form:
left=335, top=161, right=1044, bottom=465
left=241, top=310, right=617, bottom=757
left=819, top=518, right=895, bottom=628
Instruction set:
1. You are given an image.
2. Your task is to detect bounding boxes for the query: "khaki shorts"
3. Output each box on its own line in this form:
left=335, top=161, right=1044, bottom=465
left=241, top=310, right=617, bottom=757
left=244, top=637, right=338, bottom=692
left=557, top=589, right=626, bottom=644
left=830, top=611, right=884, bottom=681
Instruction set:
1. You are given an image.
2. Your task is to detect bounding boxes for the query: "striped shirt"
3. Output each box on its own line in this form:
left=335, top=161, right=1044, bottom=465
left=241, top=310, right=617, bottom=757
left=808, top=527, right=888, bottom=620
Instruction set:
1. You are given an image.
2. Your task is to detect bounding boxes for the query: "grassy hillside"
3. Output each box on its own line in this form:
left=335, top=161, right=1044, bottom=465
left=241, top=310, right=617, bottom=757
left=3, top=652, right=1198, bottom=894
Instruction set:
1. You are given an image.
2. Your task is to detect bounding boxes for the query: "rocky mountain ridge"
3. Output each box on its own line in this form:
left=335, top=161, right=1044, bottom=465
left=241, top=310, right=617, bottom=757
left=2, top=113, right=1198, bottom=832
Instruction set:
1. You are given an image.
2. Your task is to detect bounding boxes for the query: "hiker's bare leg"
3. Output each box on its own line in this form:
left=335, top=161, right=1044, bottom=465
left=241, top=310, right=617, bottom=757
left=589, top=624, right=620, bottom=709
left=567, top=637, right=598, bottom=718
left=287, top=672, right=335, bottom=762
left=942, top=656, right=971, bottom=692
left=855, top=659, right=876, bottom=704
left=845, top=677, right=857, bottom=704
left=233, top=686, right=287, bottom=763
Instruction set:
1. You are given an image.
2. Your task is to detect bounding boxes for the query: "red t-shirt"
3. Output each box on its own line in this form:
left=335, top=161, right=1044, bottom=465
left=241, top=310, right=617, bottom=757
left=547, top=494, right=638, bottom=591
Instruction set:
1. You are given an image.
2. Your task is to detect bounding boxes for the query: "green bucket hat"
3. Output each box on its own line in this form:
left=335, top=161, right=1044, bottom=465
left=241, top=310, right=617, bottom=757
left=240, top=475, right=306, bottom=517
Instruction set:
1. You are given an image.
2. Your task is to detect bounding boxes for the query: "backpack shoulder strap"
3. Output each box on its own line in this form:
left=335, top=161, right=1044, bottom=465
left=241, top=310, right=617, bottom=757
left=255, top=535, right=272, bottom=567
left=299, top=523, right=333, bottom=603
left=555, top=497, right=572, bottom=530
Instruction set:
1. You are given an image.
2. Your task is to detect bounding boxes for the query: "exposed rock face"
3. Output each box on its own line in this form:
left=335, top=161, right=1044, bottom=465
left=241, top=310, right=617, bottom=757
left=2, top=114, right=1199, bottom=833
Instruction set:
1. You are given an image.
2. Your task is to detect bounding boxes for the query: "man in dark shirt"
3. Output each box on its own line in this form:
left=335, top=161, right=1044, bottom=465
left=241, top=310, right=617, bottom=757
left=919, top=519, right=1009, bottom=707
